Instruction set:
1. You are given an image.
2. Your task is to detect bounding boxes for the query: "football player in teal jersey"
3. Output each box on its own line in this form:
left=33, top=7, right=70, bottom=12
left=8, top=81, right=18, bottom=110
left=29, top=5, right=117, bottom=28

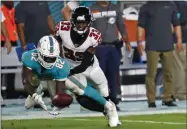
left=22, top=35, right=120, bottom=127
left=22, top=35, right=70, bottom=111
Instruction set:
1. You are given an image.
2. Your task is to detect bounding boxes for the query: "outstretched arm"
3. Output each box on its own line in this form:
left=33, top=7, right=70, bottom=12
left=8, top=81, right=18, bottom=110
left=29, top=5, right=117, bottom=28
left=22, top=66, right=39, bottom=96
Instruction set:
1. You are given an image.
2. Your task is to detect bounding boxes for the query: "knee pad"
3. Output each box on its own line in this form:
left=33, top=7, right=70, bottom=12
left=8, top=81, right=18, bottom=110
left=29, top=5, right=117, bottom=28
left=76, top=95, right=104, bottom=112
left=89, top=67, right=109, bottom=97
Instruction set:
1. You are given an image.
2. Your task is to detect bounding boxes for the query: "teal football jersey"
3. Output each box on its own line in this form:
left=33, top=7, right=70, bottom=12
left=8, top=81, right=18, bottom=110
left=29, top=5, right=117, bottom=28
left=22, top=49, right=70, bottom=81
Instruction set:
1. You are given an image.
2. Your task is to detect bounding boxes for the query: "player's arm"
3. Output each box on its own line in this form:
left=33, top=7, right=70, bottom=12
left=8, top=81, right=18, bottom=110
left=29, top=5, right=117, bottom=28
left=70, top=47, right=95, bottom=75
left=56, top=81, right=66, bottom=94
left=22, top=66, right=39, bottom=96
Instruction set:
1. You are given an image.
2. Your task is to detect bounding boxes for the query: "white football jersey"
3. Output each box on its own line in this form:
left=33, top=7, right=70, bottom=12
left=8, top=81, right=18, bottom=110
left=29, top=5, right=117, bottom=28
left=55, top=21, right=102, bottom=68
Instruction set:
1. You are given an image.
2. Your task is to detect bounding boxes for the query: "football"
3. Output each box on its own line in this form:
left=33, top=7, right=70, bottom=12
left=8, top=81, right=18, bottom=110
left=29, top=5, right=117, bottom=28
left=52, top=93, right=73, bottom=108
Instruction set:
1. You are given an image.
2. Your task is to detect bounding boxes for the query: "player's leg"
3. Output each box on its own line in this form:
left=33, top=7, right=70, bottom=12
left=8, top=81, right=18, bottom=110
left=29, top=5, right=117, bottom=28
left=77, top=56, right=111, bottom=112
left=65, top=75, right=120, bottom=127
left=106, top=47, right=121, bottom=106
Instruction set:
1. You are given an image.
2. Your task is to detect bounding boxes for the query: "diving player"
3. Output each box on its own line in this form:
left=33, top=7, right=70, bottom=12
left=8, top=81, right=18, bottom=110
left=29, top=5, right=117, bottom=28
left=22, top=35, right=120, bottom=127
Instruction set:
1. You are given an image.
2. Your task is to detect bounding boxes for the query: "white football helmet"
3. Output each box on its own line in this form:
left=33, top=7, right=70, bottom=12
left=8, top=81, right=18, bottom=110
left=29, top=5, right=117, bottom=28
left=37, top=35, right=60, bottom=69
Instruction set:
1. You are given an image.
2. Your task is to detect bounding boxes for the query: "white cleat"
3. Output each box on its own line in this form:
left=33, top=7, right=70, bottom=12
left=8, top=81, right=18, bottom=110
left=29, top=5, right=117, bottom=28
left=105, top=100, right=121, bottom=127
left=24, top=95, right=36, bottom=109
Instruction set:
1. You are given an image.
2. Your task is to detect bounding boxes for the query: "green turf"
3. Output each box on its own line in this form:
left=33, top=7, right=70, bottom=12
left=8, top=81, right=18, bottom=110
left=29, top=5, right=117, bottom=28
left=2, top=113, right=187, bottom=129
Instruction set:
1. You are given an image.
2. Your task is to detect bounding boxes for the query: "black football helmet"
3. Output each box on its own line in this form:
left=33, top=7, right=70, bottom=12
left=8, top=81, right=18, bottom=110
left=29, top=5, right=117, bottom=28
left=71, top=6, right=93, bottom=35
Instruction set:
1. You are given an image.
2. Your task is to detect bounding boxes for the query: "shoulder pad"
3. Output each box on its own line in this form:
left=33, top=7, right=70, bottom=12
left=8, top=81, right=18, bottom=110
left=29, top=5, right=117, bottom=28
left=55, top=21, right=71, bottom=37
left=89, top=27, right=102, bottom=47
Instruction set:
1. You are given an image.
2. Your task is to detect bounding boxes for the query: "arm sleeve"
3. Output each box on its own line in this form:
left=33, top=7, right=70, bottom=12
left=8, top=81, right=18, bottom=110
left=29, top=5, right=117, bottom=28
left=138, top=4, right=148, bottom=28
left=171, top=2, right=180, bottom=27
left=116, top=5, right=127, bottom=36
left=15, top=2, right=25, bottom=24
left=67, top=1, right=79, bottom=10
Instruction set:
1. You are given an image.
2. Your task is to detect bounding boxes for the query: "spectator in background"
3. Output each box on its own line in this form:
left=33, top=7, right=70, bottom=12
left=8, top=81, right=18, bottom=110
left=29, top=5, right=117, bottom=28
left=1, top=1, right=18, bottom=99
left=1, top=10, right=12, bottom=54
left=61, top=1, right=94, bottom=20
left=1, top=1, right=17, bottom=48
left=15, top=1, right=55, bottom=60
left=15, top=1, right=56, bottom=108
left=61, top=1, right=118, bottom=21
left=172, top=1, right=187, bottom=101
left=1, top=10, right=11, bottom=106
left=137, top=2, right=182, bottom=108
left=90, top=1, right=131, bottom=111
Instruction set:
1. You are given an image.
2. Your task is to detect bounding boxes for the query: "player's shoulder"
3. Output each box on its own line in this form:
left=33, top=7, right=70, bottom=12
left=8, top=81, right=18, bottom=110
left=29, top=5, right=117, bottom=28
left=60, top=20, right=71, bottom=25
left=22, top=49, right=38, bottom=69
left=88, top=27, right=102, bottom=46
left=53, top=57, right=71, bottom=81
left=55, top=20, right=71, bottom=36
left=56, top=20, right=71, bottom=29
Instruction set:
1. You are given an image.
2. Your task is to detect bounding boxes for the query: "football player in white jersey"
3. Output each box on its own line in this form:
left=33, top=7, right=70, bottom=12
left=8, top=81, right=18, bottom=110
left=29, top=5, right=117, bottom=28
left=55, top=6, right=119, bottom=115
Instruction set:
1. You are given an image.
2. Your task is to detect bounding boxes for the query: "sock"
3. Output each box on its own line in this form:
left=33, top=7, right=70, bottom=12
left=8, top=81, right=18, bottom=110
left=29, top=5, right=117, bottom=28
left=104, top=101, right=112, bottom=109
left=83, top=86, right=106, bottom=106
left=104, top=96, right=110, bottom=101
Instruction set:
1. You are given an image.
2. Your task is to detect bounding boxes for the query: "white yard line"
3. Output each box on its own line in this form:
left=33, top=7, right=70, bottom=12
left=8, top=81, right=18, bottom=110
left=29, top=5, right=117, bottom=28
left=122, top=120, right=187, bottom=125
left=2, top=109, right=186, bottom=121
left=60, top=119, right=187, bottom=125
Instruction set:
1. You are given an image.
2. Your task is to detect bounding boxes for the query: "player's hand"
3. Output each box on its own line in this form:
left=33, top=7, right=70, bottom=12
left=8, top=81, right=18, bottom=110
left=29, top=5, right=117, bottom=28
left=32, top=92, right=47, bottom=111
left=137, top=43, right=144, bottom=56
left=4, top=40, right=12, bottom=54
left=126, top=43, right=132, bottom=52
left=176, top=42, right=183, bottom=53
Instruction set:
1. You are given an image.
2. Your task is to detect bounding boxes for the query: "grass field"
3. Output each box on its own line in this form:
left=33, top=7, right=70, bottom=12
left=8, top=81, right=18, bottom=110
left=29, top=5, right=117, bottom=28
left=2, top=113, right=186, bottom=129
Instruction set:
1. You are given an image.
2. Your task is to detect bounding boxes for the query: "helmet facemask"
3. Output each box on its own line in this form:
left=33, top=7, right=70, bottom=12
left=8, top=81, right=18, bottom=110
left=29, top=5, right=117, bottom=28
left=38, top=51, right=57, bottom=69
left=73, top=21, right=90, bottom=35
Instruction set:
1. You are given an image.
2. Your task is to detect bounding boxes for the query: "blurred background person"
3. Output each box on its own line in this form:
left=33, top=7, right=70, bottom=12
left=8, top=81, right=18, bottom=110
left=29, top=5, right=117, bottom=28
left=61, top=1, right=117, bottom=21
left=1, top=9, right=12, bottom=106
left=1, top=9, right=12, bottom=54
left=172, top=1, right=187, bottom=101
left=137, top=1, right=182, bottom=108
left=1, top=0, right=18, bottom=99
left=15, top=1, right=56, bottom=61
left=90, top=1, right=131, bottom=111
left=61, top=1, right=94, bottom=21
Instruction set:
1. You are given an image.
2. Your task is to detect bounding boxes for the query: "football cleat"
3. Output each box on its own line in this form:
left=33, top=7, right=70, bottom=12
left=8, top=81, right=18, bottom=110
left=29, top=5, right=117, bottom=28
left=105, top=100, right=121, bottom=127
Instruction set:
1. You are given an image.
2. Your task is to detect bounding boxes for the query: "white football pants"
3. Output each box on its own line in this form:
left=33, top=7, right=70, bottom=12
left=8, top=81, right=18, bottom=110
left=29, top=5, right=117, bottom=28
left=69, top=56, right=109, bottom=97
